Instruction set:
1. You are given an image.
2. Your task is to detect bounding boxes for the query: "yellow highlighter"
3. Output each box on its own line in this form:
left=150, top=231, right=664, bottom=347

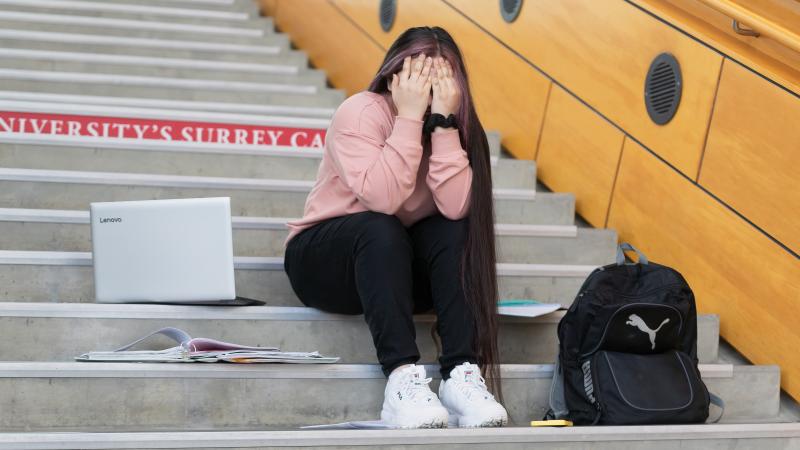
left=530, top=419, right=573, bottom=427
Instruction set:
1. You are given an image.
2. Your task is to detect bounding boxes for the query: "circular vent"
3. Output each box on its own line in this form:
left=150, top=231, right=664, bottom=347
left=644, top=53, right=682, bottom=125
left=500, top=0, right=522, bottom=23
left=379, top=0, right=396, bottom=32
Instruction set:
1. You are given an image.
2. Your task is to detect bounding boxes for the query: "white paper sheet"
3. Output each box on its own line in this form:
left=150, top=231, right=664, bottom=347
left=300, top=420, right=399, bottom=430
left=497, top=303, right=561, bottom=317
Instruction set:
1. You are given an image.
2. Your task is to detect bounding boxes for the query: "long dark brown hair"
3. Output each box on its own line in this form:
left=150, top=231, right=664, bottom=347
left=366, top=26, right=501, bottom=397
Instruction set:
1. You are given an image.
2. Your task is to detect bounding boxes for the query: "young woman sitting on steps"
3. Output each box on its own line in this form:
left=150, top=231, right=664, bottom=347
left=283, top=26, right=507, bottom=429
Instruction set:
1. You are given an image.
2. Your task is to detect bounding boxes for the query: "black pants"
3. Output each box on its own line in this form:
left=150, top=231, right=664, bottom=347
left=283, top=210, right=478, bottom=379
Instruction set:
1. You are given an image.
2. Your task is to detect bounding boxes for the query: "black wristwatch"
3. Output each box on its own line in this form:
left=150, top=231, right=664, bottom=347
left=423, top=113, right=457, bottom=134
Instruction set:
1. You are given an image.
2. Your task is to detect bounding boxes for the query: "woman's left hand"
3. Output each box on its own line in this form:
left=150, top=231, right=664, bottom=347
left=431, top=57, right=461, bottom=117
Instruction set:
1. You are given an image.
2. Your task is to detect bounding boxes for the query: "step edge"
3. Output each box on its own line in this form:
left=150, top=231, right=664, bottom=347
left=0, top=301, right=568, bottom=323
left=0, top=362, right=737, bottom=379
left=0, top=68, right=319, bottom=94
left=0, top=0, right=252, bottom=21
left=0, top=48, right=302, bottom=72
left=1, top=134, right=500, bottom=167
left=1, top=423, right=799, bottom=447
left=0, top=90, right=337, bottom=116
left=0, top=208, right=577, bottom=236
left=0, top=251, right=597, bottom=276
left=0, top=11, right=266, bottom=37
left=0, top=133, right=325, bottom=157
left=0, top=167, right=536, bottom=198
left=0, top=302, right=719, bottom=326
left=0, top=29, right=283, bottom=54
left=1, top=100, right=330, bottom=128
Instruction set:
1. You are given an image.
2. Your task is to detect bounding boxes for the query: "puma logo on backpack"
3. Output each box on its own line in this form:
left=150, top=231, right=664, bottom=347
left=544, top=243, right=724, bottom=426
left=626, top=314, right=670, bottom=350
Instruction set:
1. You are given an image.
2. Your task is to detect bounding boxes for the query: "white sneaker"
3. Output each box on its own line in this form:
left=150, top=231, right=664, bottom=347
left=438, top=362, right=509, bottom=427
left=380, top=364, right=449, bottom=428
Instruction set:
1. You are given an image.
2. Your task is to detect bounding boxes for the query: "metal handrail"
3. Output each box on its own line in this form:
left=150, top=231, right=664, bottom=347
left=697, top=0, right=800, bottom=53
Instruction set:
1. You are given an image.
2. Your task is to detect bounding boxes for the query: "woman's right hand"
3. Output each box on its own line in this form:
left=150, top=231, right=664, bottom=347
left=391, top=53, right=433, bottom=121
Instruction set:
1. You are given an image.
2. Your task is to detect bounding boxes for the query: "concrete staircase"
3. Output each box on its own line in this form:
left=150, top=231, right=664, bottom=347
left=0, top=0, right=797, bottom=448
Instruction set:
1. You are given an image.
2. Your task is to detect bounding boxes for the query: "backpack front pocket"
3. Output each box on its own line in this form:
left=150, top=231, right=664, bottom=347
left=587, top=350, right=709, bottom=425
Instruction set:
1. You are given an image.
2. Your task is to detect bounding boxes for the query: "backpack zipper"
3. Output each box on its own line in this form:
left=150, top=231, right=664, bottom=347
left=580, top=282, right=686, bottom=301
left=587, top=354, right=603, bottom=425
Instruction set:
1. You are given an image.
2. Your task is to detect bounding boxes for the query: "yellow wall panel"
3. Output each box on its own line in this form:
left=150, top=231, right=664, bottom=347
left=260, top=0, right=384, bottom=96
left=608, top=139, right=800, bottom=399
left=699, top=59, right=800, bottom=254
left=537, top=86, right=625, bottom=227
left=258, top=0, right=277, bottom=16
left=329, top=0, right=393, bottom=48
left=331, top=0, right=551, bottom=160
left=449, top=0, right=723, bottom=179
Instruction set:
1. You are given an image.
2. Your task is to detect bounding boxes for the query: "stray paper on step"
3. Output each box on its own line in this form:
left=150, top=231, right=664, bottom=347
left=75, top=327, right=339, bottom=363
left=300, top=420, right=399, bottom=430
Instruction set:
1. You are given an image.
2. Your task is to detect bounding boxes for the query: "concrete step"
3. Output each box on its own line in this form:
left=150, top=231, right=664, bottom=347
left=0, top=77, right=346, bottom=108
left=0, top=251, right=592, bottom=304
left=0, top=50, right=329, bottom=85
left=2, top=424, right=799, bottom=449
left=0, top=362, right=779, bottom=429
left=0, top=303, right=721, bottom=364
left=0, top=168, right=573, bottom=225
left=87, top=0, right=259, bottom=14
left=0, top=4, right=271, bottom=32
left=0, top=139, right=517, bottom=188
left=0, top=67, right=327, bottom=95
left=0, top=90, right=337, bottom=117
left=0, top=0, right=259, bottom=21
left=0, top=208, right=615, bottom=264
left=0, top=30, right=295, bottom=61
left=0, top=28, right=288, bottom=58
left=82, top=0, right=256, bottom=8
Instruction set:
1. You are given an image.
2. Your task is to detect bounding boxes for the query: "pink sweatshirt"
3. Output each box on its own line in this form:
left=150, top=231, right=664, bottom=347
left=283, top=90, right=472, bottom=248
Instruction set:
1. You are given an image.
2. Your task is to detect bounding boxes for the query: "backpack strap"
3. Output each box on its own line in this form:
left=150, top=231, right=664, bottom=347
left=616, top=242, right=649, bottom=265
left=708, top=392, right=725, bottom=423
left=545, top=358, right=569, bottom=419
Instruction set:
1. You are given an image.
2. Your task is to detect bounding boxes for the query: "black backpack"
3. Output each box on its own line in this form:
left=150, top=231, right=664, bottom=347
left=545, top=243, right=724, bottom=425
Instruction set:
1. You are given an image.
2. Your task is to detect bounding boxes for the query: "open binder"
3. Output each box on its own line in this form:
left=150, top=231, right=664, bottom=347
left=75, top=327, right=339, bottom=363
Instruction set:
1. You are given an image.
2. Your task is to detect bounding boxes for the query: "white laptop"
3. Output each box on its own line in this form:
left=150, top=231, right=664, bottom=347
left=90, top=197, right=263, bottom=305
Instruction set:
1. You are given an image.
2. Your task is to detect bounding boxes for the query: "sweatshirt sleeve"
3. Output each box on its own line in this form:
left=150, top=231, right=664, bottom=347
left=426, top=128, right=472, bottom=219
left=327, top=99, right=424, bottom=215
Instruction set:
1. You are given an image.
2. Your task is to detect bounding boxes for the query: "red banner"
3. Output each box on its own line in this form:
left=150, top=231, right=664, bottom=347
left=0, top=111, right=326, bottom=148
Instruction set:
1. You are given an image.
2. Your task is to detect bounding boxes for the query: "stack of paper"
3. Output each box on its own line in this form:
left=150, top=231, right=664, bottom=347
left=497, top=299, right=561, bottom=317
left=75, top=327, right=339, bottom=363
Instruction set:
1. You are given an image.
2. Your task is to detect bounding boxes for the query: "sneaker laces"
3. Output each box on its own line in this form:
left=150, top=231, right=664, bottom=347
left=399, top=371, right=435, bottom=403
left=457, top=364, right=495, bottom=401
